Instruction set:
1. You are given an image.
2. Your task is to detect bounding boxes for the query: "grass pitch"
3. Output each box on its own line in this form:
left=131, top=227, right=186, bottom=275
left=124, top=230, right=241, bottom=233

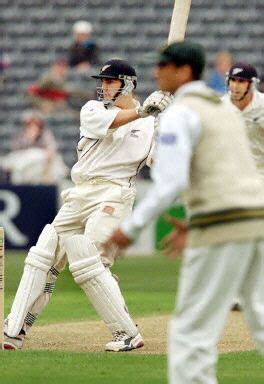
left=1, top=349, right=264, bottom=384
left=2, top=252, right=264, bottom=383
left=5, top=251, right=180, bottom=322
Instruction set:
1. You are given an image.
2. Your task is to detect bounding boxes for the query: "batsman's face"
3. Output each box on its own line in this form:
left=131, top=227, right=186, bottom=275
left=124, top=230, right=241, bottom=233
left=101, top=79, right=122, bottom=100
left=229, top=78, right=250, bottom=101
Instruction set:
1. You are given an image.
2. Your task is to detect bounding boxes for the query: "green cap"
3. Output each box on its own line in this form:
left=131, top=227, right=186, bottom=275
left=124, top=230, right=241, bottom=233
left=157, top=41, right=206, bottom=79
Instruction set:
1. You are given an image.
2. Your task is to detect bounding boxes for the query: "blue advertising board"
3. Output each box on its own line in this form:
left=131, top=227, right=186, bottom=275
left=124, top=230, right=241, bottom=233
left=0, top=185, right=58, bottom=250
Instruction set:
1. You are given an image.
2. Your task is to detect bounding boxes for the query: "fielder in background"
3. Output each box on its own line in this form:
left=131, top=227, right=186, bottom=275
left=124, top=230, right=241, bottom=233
left=4, top=59, right=172, bottom=351
left=104, top=41, right=264, bottom=383
left=224, top=62, right=264, bottom=312
left=224, top=62, right=264, bottom=177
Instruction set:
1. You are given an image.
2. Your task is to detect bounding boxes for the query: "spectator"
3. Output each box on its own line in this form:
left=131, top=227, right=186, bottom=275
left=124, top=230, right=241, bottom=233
left=27, top=58, right=70, bottom=115
left=68, top=20, right=100, bottom=70
left=1, top=110, right=68, bottom=184
left=0, top=47, right=11, bottom=87
left=206, top=50, right=233, bottom=94
left=28, top=57, right=95, bottom=114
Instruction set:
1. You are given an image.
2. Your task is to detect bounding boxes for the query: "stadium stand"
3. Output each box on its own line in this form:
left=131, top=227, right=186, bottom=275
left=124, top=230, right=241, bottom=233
left=0, top=0, right=263, bottom=168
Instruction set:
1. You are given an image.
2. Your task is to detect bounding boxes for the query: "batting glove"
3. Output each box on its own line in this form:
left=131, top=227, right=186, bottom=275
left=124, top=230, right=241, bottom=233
left=136, top=91, right=174, bottom=118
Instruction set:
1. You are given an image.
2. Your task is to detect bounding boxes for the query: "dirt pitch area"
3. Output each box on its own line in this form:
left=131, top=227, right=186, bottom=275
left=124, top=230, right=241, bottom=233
left=24, top=311, right=255, bottom=354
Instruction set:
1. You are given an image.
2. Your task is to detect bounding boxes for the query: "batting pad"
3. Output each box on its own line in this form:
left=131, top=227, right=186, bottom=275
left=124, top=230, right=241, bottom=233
left=7, top=224, right=58, bottom=337
left=65, top=235, right=138, bottom=336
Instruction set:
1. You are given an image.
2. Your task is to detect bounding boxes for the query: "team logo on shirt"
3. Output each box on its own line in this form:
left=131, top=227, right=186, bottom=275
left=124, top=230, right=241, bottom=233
left=102, top=205, right=115, bottom=215
left=130, top=129, right=140, bottom=138
left=159, top=133, right=177, bottom=144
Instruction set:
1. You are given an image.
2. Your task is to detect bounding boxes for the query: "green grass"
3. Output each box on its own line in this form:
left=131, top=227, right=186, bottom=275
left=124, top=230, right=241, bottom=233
left=0, top=351, right=167, bottom=384
left=3, top=252, right=264, bottom=383
left=1, top=350, right=263, bottom=384
left=218, top=351, right=264, bottom=383
left=5, top=251, right=180, bottom=323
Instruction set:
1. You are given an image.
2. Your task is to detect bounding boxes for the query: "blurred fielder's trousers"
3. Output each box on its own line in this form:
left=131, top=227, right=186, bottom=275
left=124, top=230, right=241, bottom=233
left=168, top=240, right=264, bottom=384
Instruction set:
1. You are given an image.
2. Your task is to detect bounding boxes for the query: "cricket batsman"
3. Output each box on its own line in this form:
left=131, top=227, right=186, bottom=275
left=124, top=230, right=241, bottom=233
left=4, top=59, right=172, bottom=351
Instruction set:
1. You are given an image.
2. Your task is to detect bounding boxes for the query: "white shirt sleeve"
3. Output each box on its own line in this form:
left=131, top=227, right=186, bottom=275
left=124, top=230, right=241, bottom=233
left=121, top=104, right=201, bottom=239
left=80, top=100, right=119, bottom=139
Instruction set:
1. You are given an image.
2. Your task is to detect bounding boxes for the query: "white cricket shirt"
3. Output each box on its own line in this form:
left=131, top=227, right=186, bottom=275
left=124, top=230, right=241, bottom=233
left=71, top=100, right=155, bottom=186
left=121, top=81, right=203, bottom=238
left=223, top=91, right=264, bottom=177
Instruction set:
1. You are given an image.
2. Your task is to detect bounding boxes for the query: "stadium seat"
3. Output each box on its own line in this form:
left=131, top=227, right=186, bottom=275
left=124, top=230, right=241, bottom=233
left=0, top=0, right=263, bottom=168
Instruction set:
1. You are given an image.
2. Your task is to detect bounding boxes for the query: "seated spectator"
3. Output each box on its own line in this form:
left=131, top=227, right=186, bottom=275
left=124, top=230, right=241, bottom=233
left=28, top=57, right=95, bottom=114
left=68, top=20, right=100, bottom=71
left=206, top=51, right=233, bottom=94
left=1, top=110, right=68, bottom=184
left=0, top=47, right=11, bottom=87
left=27, top=58, right=70, bottom=114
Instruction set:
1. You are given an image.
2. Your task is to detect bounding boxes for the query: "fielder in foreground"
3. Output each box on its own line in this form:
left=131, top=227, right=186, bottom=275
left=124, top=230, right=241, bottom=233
left=162, top=62, right=264, bottom=311
left=104, top=41, right=264, bottom=383
left=4, top=59, right=172, bottom=351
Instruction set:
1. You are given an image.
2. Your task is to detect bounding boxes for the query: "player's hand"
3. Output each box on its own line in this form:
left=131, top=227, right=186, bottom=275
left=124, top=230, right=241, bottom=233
left=103, top=228, right=132, bottom=252
left=137, top=91, right=174, bottom=118
left=160, top=215, right=188, bottom=260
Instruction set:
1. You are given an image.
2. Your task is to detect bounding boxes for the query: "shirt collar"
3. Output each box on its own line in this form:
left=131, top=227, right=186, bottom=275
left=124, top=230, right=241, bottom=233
left=174, top=81, right=207, bottom=98
left=242, top=90, right=259, bottom=113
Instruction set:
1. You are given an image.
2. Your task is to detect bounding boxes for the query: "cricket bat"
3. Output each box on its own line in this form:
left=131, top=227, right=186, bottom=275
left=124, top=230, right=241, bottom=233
left=168, top=0, right=192, bottom=44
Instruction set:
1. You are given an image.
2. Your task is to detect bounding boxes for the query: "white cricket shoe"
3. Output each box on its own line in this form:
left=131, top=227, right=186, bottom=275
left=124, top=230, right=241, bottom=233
left=4, top=332, right=25, bottom=350
left=105, top=331, right=144, bottom=352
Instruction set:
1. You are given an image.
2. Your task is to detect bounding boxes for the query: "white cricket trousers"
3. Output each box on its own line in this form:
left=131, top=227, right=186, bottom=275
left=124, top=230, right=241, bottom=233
left=168, top=240, right=264, bottom=384
left=53, top=181, right=135, bottom=268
